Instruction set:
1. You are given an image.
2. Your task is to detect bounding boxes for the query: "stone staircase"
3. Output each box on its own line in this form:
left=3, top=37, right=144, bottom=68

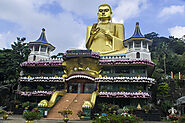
left=46, top=93, right=91, bottom=120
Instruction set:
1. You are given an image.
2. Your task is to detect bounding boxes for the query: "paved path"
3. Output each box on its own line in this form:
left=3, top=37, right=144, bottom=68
left=0, top=115, right=170, bottom=123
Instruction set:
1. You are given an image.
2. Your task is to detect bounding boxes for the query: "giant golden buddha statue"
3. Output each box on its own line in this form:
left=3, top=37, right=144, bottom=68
left=86, top=4, right=127, bottom=55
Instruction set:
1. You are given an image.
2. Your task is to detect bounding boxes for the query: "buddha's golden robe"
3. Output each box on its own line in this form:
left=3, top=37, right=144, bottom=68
left=86, top=22, right=127, bottom=55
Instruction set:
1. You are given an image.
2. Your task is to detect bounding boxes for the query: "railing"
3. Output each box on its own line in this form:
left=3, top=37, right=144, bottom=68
left=99, top=59, right=155, bottom=66
left=102, top=73, right=147, bottom=77
left=90, top=90, right=98, bottom=107
left=99, top=91, right=151, bottom=98
left=19, top=77, right=64, bottom=82
left=95, top=77, right=155, bottom=84
left=38, top=89, right=67, bottom=107
left=21, top=60, right=63, bottom=67
left=17, top=91, right=54, bottom=96
left=100, top=55, right=128, bottom=60
left=82, top=90, right=98, bottom=109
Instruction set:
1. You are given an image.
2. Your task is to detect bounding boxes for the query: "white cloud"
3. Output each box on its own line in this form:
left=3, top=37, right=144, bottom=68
left=0, top=32, right=16, bottom=49
left=0, top=0, right=149, bottom=54
left=168, top=26, right=185, bottom=38
left=113, top=0, right=148, bottom=23
left=0, top=0, right=87, bottom=54
left=158, top=5, right=184, bottom=18
left=58, top=0, right=117, bottom=18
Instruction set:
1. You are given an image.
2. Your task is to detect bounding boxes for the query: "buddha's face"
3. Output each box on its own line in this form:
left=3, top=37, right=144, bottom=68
left=98, top=5, right=111, bottom=20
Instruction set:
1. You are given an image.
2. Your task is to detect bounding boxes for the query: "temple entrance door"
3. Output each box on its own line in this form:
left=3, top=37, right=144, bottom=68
left=68, top=83, right=81, bottom=93
left=67, top=79, right=96, bottom=93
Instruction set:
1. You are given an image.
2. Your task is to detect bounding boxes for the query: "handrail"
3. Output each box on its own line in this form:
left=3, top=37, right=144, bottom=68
left=82, top=90, right=99, bottom=109
left=38, top=89, right=67, bottom=108
left=48, top=89, right=67, bottom=107
left=90, top=90, right=98, bottom=107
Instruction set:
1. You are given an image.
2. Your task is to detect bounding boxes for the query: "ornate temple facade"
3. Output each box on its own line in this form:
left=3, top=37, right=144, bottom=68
left=18, top=4, right=155, bottom=120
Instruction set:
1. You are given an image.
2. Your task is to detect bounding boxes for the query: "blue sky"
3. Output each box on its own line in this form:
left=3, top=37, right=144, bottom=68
left=0, top=0, right=185, bottom=54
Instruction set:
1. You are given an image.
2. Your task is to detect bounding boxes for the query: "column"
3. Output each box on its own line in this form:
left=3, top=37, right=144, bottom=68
left=39, top=45, right=41, bottom=53
left=46, top=47, right=49, bottom=56
left=32, top=45, right=35, bottom=54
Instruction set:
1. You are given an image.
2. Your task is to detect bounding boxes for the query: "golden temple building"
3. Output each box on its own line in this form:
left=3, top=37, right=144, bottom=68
left=18, top=4, right=156, bottom=120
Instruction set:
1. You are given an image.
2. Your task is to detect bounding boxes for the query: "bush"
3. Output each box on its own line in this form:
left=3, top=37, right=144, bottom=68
left=178, top=114, right=185, bottom=123
left=127, top=106, right=136, bottom=114
left=95, top=113, right=142, bottom=123
left=22, top=86, right=30, bottom=92
left=22, top=110, right=41, bottom=120
left=169, top=114, right=178, bottom=121
left=22, top=101, right=30, bottom=109
left=37, top=85, right=44, bottom=91
left=161, top=100, right=172, bottom=115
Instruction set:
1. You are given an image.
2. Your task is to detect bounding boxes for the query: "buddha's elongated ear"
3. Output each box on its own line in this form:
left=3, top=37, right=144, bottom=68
left=110, top=13, right=113, bottom=23
left=97, top=13, right=100, bottom=23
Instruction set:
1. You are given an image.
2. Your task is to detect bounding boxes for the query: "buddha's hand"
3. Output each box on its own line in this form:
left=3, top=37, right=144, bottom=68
left=90, top=28, right=100, bottom=35
left=90, top=23, right=100, bottom=35
left=101, top=29, right=113, bottom=39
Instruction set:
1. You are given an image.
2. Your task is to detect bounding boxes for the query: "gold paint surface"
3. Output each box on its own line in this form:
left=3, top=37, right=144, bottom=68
left=86, top=4, right=127, bottom=55
left=62, top=57, right=102, bottom=78
left=38, top=89, right=67, bottom=108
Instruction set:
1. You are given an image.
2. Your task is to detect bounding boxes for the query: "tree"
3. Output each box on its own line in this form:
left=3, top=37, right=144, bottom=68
left=157, top=82, right=170, bottom=98
left=0, top=37, right=30, bottom=107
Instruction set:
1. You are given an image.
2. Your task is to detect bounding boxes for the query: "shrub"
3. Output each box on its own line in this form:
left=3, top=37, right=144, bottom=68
left=161, top=100, right=173, bottom=115
left=127, top=106, right=136, bottom=114
left=22, top=86, right=30, bottom=92
left=178, top=114, right=185, bottom=123
left=117, top=109, right=124, bottom=114
left=169, top=114, right=178, bottom=121
left=37, top=85, right=44, bottom=91
left=95, top=113, right=142, bottom=123
left=22, top=110, right=41, bottom=120
left=22, top=101, right=30, bottom=109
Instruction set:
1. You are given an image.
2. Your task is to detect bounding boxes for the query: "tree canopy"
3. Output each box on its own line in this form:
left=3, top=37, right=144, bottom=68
left=0, top=37, right=30, bottom=84
left=145, top=32, right=185, bottom=77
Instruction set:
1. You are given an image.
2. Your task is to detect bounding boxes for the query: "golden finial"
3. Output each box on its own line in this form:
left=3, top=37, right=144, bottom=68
left=42, top=28, right=45, bottom=32
left=136, top=22, right=139, bottom=27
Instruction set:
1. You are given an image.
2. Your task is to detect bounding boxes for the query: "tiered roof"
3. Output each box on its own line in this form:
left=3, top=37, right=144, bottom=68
left=29, top=28, right=55, bottom=50
left=124, top=22, right=152, bottom=43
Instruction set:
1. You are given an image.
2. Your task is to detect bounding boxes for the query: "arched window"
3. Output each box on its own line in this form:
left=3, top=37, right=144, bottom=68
left=136, top=52, right=140, bottom=58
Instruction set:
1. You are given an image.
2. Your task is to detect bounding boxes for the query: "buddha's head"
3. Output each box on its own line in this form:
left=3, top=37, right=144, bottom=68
left=97, top=4, right=112, bottom=23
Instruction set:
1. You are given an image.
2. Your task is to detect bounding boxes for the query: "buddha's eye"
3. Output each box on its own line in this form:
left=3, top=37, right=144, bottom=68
left=105, top=9, right=109, bottom=12
left=99, top=9, right=103, bottom=12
